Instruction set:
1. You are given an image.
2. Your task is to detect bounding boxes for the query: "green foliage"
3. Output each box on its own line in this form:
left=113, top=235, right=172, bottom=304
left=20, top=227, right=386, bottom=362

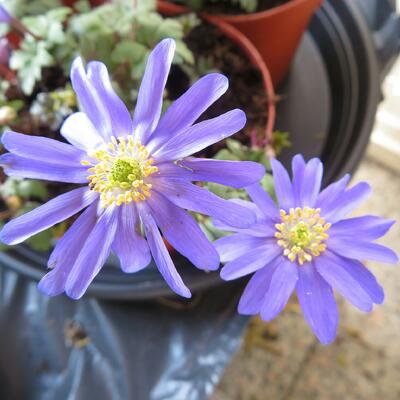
left=0, top=0, right=63, bottom=18
left=7, top=0, right=199, bottom=107
left=211, top=139, right=275, bottom=197
left=215, top=138, right=271, bottom=167
left=0, top=177, right=49, bottom=201
left=0, top=0, right=62, bottom=36
left=67, top=2, right=198, bottom=105
left=10, top=38, right=54, bottom=94
left=9, top=7, right=72, bottom=94
left=272, top=130, right=291, bottom=155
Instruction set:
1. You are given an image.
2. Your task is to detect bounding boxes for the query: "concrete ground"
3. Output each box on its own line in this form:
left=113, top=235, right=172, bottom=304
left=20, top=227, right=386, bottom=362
left=212, top=154, right=400, bottom=400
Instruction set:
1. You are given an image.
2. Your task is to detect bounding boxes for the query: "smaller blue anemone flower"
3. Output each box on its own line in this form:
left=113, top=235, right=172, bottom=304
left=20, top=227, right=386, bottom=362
left=215, top=155, right=398, bottom=344
left=0, top=38, right=265, bottom=299
left=0, top=5, right=11, bottom=23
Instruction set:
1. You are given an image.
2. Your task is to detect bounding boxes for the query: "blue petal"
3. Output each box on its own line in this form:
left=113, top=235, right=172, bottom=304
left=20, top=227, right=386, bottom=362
left=260, top=258, right=298, bottom=321
left=138, top=202, right=191, bottom=298
left=270, top=158, right=295, bottom=211
left=2, top=131, right=86, bottom=166
left=316, top=174, right=350, bottom=212
left=151, top=177, right=256, bottom=229
left=328, top=237, right=398, bottom=264
left=133, top=39, right=175, bottom=144
left=329, top=215, right=395, bottom=240
left=245, top=183, right=280, bottom=221
left=38, top=202, right=99, bottom=296
left=65, top=206, right=118, bottom=299
left=238, top=260, right=279, bottom=315
left=299, top=158, right=323, bottom=208
left=215, top=233, right=269, bottom=263
left=147, top=190, right=220, bottom=271
left=0, top=153, right=88, bottom=183
left=87, top=61, right=133, bottom=138
left=112, top=204, right=151, bottom=273
left=0, top=5, right=11, bottom=23
left=220, top=242, right=281, bottom=280
left=70, top=57, right=112, bottom=141
left=320, top=181, right=371, bottom=223
left=0, top=187, right=97, bottom=245
left=315, top=252, right=374, bottom=312
left=148, top=73, right=228, bottom=151
left=153, top=109, right=246, bottom=162
left=328, top=255, right=384, bottom=304
left=212, top=199, right=275, bottom=237
left=296, top=263, right=338, bottom=344
left=291, top=154, right=306, bottom=204
left=156, top=158, right=265, bottom=189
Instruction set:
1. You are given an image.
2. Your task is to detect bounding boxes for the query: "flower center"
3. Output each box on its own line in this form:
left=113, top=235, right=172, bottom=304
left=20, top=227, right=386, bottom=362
left=82, top=136, right=158, bottom=206
left=275, top=207, right=331, bottom=265
left=109, top=158, right=143, bottom=185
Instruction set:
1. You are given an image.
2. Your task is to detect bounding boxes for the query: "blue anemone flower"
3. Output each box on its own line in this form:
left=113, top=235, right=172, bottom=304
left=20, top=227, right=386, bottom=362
left=0, top=39, right=264, bottom=299
left=215, top=155, right=398, bottom=344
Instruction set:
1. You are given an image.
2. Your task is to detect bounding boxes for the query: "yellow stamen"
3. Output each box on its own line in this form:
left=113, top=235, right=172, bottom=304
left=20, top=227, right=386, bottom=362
left=275, top=207, right=330, bottom=265
left=82, top=136, right=158, bottom=207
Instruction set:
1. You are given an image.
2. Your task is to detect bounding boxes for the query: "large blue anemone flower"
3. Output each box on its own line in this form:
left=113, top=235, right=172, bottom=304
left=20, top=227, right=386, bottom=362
left=0, top=39, right=264, bottom=299
left=215, top=155, right=397, bottom=344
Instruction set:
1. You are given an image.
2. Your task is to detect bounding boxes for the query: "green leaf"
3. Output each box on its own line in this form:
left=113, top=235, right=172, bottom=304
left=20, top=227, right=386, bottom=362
left=10, top=39, right=55, bottom=95
left=26, top=229, right=54, bottom=252
left=175, top=41, right=194, bottom=64
left=0, top=177, right=19, bottom=198
left=111, top=41, right=147, bottom=65
left=17, top=180, right=48, bottom=201
left=260, top=173, right=275, bottom=199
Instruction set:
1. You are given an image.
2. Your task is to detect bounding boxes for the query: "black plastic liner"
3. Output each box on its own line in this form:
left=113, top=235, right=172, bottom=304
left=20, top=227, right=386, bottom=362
left=0, top=267, right=247, bottom=400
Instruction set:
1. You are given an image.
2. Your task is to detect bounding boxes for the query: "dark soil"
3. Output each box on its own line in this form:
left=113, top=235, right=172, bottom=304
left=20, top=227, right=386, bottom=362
left=167, top=22, right=268, bottom=157
left=174, top=0, right=290, bottom=14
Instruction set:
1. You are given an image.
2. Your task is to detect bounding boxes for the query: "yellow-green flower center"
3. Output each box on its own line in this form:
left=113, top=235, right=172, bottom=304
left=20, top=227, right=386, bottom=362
left=275, top=207, right=331, bottom=265
left=81, top=136, right=158, bottom=207
left=109, top=159, right=143, bottom=186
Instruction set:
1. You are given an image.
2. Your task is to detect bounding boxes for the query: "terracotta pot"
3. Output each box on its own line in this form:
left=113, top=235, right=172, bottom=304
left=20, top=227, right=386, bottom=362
left=158, top=0, right=276, bottom=145
left=158, top=0, right=322, bottom=86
